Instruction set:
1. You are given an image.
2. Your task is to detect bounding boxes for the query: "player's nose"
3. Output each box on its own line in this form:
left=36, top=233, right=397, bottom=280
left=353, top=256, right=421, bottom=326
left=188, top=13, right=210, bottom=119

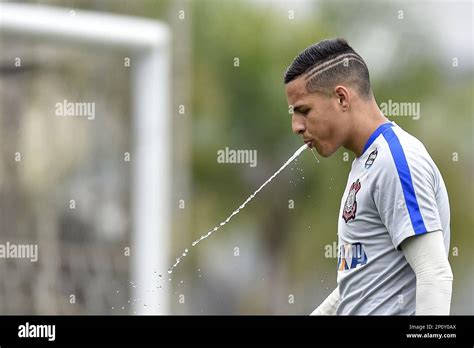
left=292, top=115, right=305, bottom=135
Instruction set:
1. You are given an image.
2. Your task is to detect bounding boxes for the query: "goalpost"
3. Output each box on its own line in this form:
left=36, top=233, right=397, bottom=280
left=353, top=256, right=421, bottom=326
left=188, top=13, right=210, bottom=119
left=1, top=3, right=172, bottom=314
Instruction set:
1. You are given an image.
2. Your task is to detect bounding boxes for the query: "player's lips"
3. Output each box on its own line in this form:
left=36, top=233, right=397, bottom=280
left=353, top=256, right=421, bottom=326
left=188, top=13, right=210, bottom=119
left=304, top=139, right=314, bottom=148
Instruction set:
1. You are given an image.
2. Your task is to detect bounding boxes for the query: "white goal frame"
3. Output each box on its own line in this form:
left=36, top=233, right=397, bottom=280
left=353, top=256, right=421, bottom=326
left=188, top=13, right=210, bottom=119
left=1, top=2, right=171, bottom=314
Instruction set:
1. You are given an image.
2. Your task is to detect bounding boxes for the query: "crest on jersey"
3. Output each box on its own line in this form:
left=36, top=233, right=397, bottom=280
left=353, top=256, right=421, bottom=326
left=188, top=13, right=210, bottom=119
left=365, top=148, right=378, bottom=169
left=342, top=179, right=361, bottom=223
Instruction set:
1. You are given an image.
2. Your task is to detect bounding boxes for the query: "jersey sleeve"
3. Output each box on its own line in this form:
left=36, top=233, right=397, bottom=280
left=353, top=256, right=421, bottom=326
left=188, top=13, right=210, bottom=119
left=374, top=131, right=443, bottom=249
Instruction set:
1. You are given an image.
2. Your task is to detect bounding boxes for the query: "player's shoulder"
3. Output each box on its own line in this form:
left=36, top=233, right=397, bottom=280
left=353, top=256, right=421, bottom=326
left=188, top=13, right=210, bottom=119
left=370, top=122, right=438, bottom=184
left=388, top=123, right=437, bottom=171
left=390, top=123, right=430, bottom=155
left=367, top=122, right=430, bottom=162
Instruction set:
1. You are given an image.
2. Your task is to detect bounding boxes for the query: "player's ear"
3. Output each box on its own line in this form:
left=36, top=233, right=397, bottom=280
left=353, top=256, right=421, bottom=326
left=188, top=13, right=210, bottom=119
left=334, top=85, right=349, bottom=110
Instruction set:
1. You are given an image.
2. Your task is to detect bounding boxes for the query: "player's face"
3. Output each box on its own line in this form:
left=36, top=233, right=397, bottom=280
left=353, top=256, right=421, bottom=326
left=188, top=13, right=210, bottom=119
left=285, top=76, right=350, bottom=157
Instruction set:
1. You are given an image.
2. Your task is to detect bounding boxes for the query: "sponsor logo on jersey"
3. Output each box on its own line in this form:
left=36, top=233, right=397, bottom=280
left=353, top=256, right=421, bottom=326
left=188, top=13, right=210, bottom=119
left=337, top=242, right=368, bottom=271
left=365, top=148, right=378, bottom=169
left=342, top=179, right=361, bottom=223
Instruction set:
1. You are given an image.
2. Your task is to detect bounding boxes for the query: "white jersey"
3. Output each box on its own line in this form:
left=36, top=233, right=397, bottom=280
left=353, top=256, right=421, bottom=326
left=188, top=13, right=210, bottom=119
left=336, top=121, right=450, bottom=315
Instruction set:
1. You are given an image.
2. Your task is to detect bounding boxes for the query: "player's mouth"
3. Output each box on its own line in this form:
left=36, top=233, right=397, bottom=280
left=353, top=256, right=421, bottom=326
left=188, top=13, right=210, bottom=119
left=304, top=139, right=314, bottom=148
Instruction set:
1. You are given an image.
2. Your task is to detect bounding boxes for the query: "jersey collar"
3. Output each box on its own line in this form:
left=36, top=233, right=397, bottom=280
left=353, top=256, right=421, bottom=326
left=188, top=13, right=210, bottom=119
left=360, top=122, right=393, bottom=157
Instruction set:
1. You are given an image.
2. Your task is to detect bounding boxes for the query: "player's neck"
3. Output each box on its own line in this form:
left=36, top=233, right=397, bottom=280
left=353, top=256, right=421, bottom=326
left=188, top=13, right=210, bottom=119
left=344, top=102, right=388, bottom=158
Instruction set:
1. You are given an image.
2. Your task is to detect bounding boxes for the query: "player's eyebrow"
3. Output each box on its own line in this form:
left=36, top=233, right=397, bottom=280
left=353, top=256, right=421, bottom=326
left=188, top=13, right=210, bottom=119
left=293, top=104, right=310, bottom=115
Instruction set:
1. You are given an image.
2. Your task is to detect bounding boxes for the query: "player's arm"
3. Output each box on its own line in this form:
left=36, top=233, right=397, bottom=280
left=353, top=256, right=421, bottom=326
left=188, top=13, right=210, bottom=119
left=310, top=287, right=340, bottom=315
left=401, top=230, right=453, bottom=315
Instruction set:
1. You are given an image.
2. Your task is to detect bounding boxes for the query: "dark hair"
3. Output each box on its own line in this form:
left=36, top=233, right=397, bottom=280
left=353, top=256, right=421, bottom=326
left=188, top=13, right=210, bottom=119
left=284, top=38, right=372, bottom=98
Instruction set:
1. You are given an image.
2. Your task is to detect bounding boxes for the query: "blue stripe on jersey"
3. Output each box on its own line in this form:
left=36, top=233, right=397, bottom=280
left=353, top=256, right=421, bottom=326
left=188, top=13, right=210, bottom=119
left=361, top=122, right=393, bottom=155
left=382, top=128, right=427, bottom=234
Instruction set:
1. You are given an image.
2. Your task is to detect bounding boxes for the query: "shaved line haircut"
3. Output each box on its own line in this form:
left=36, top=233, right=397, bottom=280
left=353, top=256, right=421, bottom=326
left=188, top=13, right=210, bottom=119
left=304, top=53, right=365, bottom=79
left=284, top=38, right=373, bottom=99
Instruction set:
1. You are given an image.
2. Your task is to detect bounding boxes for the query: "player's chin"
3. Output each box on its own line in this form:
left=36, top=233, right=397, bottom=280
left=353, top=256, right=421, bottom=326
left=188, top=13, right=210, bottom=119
left=315, top=143, right=336, bottom=158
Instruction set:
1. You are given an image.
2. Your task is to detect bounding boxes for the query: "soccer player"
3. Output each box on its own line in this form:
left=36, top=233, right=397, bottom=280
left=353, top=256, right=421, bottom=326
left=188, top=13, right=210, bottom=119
left=283, top=38, right=453, bottom=315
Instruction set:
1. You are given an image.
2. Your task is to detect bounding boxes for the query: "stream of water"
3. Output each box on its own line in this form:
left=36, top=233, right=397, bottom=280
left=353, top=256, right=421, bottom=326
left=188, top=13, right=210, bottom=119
left=167, top=143, right=311, bottom=275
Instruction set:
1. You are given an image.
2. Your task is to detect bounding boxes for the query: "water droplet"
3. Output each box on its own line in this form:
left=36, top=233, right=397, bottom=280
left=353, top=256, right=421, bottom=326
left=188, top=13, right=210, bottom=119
left=122, top=306, right=125, bottom=310
left=158, top=274, right=162, bottom=278
left=168, top=269, right=172, bottom=274
left=116, top=290, right=119, bottom=293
